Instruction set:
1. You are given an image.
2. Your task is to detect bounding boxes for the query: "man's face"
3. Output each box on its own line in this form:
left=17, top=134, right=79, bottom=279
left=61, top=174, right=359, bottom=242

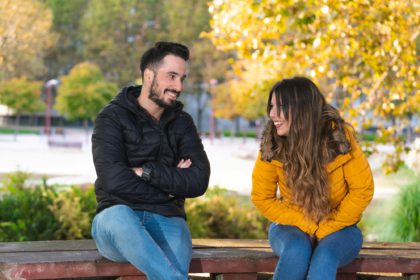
left=148, top=55, right=187, bottom=109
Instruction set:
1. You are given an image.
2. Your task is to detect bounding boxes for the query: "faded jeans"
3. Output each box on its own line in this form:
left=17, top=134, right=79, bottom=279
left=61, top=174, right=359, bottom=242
left=269, top=223, right=363, bottom=280
left=91, top=204, right=192, bottom=280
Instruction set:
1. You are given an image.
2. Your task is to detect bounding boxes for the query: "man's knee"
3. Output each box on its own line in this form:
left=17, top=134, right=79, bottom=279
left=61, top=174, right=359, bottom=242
left=95, top=205, right=139, bottom=232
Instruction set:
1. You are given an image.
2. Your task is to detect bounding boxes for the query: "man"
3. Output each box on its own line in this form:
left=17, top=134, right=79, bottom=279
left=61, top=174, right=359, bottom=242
left=91, top=42, right=210, bottom=280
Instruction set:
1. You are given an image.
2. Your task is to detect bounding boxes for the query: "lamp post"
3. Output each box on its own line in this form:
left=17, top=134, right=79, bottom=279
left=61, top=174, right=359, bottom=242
left=44, top=79, right=59, bottom=136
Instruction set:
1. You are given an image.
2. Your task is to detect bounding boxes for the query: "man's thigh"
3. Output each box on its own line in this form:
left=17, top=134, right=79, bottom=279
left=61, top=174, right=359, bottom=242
left=143, top=211, right=192, bottom=274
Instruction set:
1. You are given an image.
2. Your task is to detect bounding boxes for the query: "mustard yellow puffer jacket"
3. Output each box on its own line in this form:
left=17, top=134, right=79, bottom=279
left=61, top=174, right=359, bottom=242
left=251, top=133, right=374, bottom=239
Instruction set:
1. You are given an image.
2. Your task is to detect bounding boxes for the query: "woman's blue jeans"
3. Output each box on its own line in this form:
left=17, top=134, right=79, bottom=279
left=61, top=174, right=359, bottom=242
left=91, top=204, right=192, bottom=280
left=268, top=223, right=363, bottom=280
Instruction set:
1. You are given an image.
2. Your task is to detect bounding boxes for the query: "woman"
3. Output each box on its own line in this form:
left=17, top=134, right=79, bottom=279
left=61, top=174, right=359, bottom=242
left=251, top=77, right=374, bottom=280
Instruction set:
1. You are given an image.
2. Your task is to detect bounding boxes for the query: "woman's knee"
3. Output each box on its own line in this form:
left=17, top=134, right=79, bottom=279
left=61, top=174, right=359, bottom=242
left=313, top=225, right=363, bottom=267
left=269, top=224, right=312, bottom=260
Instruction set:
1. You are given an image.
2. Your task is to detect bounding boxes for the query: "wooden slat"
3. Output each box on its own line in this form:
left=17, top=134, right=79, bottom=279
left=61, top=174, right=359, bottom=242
left=0, top=239, right=420, bottom=280
left=359, top=249, right=420, bottom=259
left=1, top=240, right=419, bottom=254
left=0, top=248, right=275, bottom=264
left=0, top=240, right=97, bottom=253
left=192, top=239, right=270, bottom=248
left=339, top=257, right=420, bottom=273
left=362, top=242, right=420, bottom=250
left=0, top=252, right=277, bottom=279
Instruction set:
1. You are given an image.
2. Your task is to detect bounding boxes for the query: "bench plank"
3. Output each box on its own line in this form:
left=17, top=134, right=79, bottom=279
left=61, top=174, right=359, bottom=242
left=1, top=239, right=419, bottom=280
left=2, top=239, right=420, bottom=253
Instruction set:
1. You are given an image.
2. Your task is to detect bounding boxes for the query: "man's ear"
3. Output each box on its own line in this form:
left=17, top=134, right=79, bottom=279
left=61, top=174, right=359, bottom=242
left=144, top=68, right=154, bottom=84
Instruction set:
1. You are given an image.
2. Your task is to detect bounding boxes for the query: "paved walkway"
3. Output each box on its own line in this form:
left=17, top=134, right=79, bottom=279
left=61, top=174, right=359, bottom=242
left=0, top=132, right=398, bottom=199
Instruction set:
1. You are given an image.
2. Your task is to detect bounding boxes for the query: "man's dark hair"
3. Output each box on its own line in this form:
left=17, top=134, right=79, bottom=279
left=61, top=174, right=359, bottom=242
left=140, top=42, right=190, bottom=78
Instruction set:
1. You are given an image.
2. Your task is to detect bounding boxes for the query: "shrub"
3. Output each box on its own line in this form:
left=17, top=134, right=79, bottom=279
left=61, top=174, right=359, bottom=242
left=186, top=186, right=269, bottom=239
left=222, top=131, right=257, bottom=138
left=0, top=172, right=97, bottom=241
left=0, top=171, right=60, bottom=241
left=48, top=185, right=96, bottom=240
left=389, top=179, right=420, bottom=241
left=0, top=172, right=270, bottom=241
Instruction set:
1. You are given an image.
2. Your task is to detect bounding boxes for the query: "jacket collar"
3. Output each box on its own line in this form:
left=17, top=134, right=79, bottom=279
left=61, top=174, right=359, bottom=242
left=111, top=85, right=183, bottom=123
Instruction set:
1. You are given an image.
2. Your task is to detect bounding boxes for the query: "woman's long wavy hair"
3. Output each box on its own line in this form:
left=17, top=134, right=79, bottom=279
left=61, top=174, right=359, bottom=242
left=261, top=77, right=352, bottom=222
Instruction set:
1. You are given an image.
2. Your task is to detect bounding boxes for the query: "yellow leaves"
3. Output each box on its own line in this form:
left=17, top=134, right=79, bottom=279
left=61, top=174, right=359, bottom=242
left=0, top=0, right=56, bottom=80
left=207, top=0, right=419, bottom=172
left=48, top=188, right=91, bottom=240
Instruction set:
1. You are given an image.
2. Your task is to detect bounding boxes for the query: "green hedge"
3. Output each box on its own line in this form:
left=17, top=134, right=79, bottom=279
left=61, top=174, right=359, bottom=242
left=0, top=127, right=40, bottom=134
left=0, top=172, right=269, bottom=241
left=0, top=171, right=95, bottom=241
left=186, top=186, right=269, bottom=239
left=222, top=131, right=257, bottom=138
left=389, top=179, right=420, bottom=241
left=359, top=176, right=420, bottom=242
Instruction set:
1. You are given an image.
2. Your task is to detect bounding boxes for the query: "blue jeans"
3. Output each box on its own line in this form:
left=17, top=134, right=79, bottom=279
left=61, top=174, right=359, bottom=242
left=268, top=223, right=363, bottom=280
left=91, top=205, right=192, bottom=280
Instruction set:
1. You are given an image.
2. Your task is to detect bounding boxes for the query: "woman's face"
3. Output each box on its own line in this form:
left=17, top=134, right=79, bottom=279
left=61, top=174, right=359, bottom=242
left=269, top=94, right=291, bottom=136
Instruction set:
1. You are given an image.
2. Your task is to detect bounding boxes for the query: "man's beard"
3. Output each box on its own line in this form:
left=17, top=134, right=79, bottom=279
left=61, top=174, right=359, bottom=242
left=149, top=78, right=179, bottom=109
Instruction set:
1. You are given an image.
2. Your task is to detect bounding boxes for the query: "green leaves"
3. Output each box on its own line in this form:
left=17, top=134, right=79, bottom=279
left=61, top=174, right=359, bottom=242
left=0, top=172, right=97, bottom=241
left=55, top=62, right=116, bottom=121
left=185, top=186, right=269, bottom=239
left=0, top=77, right=44, bottom=115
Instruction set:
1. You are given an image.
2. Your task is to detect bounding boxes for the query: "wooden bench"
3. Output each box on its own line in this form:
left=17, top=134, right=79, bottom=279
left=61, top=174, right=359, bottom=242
left=0, top=239, right=419, bottom=280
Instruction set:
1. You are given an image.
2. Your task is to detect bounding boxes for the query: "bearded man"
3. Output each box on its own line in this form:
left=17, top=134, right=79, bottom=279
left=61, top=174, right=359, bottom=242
left=91, top=42, right=210, bottom=280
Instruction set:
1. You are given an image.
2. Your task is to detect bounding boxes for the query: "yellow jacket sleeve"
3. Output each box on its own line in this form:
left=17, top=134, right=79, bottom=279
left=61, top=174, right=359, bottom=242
left=316, top=136, right=374, bottom=239
left=252, top=154, right=318, bottom=234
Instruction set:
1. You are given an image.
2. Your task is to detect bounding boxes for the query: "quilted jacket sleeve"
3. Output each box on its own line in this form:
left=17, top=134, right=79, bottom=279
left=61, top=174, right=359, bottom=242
left=316, top=135, right=374, bottom=239
left=92, top=111, right=168, bottom=202
left=251, top=153, right=318, bottom=234
left=142, top=114, right=210, bottom=198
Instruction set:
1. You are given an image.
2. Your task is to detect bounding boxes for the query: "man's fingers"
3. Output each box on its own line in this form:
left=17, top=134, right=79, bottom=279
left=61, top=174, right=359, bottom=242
left=177, top=159, right=185, bottom=168
left=178, top=158, right=192, bottom=168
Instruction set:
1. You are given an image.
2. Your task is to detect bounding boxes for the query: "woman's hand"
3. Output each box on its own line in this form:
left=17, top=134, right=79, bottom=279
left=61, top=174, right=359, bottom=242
left=309, top=234, right=318, bottom=248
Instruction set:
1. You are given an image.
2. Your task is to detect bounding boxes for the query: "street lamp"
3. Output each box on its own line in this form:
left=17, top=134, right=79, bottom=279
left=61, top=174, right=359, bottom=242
left=44, top=79, right=59, bottom=136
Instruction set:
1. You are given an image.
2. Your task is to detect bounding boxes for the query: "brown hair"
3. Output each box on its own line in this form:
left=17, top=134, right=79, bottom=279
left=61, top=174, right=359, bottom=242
left=260, top=77, right=352, bottom=222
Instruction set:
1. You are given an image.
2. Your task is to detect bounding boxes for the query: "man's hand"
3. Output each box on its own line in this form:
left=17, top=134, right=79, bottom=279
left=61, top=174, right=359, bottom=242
left=132, top=167, right=143, bottom=176
left=177, top=158, right=191, bottom=168
left=132, top=158, right=191, bottom=176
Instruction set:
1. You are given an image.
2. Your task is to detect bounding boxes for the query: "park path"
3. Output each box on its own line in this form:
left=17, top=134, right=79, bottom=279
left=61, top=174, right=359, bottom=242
left=0, top=132, right=398, bottom=200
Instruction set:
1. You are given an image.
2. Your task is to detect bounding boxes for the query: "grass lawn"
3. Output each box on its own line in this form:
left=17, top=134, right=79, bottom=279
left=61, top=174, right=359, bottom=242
left=0, top=127, right=40, bottom=134
left=360, top=165, right=419, bottom=242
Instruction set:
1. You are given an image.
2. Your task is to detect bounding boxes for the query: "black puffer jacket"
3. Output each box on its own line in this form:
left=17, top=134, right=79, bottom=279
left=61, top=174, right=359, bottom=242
left=92, top=85, right=210, bottom=218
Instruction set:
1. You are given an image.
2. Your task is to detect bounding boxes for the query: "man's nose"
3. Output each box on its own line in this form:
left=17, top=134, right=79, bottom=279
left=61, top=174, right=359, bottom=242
left=174, top=79, right=183, bottom=92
